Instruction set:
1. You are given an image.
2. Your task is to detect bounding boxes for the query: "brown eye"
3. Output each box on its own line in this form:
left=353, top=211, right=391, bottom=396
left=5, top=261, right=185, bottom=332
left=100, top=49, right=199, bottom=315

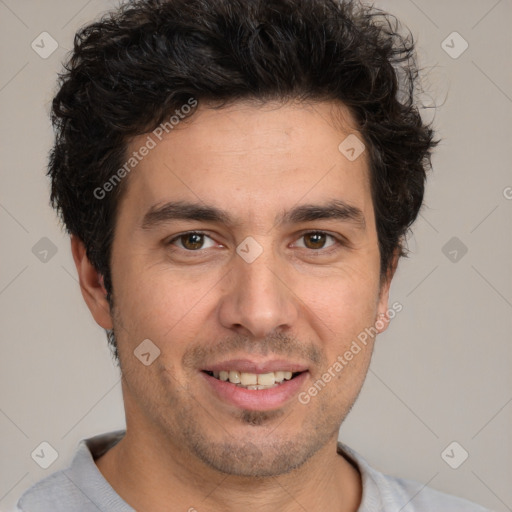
left=168, top=232, right=216, bottom=251
left=296, top=231, right=338, bottom=251
left=303, top=232, right=328, bottom=249
left=180, top=233, right=204, bottom=250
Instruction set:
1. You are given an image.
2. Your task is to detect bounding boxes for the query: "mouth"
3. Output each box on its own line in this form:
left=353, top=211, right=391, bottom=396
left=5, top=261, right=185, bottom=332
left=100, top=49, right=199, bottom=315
left=200, top=369, right=310, bottom=411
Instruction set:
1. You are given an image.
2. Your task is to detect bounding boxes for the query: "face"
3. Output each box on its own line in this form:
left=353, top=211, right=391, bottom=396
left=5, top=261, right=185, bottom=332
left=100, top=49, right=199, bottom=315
left=81, top=100, right=395, bottom=478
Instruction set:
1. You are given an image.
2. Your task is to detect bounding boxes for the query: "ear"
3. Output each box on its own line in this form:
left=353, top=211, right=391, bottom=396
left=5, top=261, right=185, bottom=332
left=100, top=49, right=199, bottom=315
left=375, top=247, right=400, bottom=334
left=70, top=235, right=113, bottom=330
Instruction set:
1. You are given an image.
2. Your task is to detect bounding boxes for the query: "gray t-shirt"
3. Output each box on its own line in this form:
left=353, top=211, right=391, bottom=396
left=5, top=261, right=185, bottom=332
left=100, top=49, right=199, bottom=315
left=15, top=430, right=491, bottom=511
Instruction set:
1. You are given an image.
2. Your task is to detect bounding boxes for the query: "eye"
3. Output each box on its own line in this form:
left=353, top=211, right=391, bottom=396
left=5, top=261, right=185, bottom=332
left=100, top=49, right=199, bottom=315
left=167, top=231, right=217, bottom=251
left=293, top=231, right=340, bottom=251
left=166, top=230, right=343, bottom=254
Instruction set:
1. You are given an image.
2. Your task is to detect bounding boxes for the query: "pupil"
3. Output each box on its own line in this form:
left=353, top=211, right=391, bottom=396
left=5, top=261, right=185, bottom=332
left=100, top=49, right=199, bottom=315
left=306, top=232, right=325, bottom=249
left=183, top=233, right=203, bottom=250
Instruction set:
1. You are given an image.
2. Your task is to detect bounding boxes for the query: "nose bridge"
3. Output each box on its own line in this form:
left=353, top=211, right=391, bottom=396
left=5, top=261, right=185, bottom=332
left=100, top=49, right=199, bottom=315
left=218, top=237, right=299, bottom=338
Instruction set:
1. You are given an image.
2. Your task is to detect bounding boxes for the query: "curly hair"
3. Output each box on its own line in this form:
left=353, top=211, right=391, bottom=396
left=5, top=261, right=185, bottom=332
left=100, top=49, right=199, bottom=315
left=48, top=0, right=437, bottom=359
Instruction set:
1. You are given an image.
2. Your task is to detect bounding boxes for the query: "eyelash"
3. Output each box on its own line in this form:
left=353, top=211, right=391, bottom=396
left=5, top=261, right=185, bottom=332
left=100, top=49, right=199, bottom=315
left=166, top=230, right=346, bottom=255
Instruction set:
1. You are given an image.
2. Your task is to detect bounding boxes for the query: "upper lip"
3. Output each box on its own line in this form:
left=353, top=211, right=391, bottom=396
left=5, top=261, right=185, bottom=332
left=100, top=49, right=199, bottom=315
left=202, top=359, right=309, bottom=374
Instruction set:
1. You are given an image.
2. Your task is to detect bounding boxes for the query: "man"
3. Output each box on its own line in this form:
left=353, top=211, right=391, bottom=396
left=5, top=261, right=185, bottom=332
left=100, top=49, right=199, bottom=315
left=16, top=0, right=490, bottom=510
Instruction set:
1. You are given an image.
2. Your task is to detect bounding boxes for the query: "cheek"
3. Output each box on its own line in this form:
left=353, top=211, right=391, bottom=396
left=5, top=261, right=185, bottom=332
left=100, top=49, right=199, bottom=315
left=298, top=265, right=379, bottom=385
left=301, top=264, right=378, bottom=328
left=114, top=264, right=215, bottom=348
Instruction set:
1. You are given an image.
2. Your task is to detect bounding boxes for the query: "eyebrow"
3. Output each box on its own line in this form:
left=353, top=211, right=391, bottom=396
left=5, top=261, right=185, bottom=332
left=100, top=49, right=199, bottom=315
left=140, top=199, right=366, bottom=231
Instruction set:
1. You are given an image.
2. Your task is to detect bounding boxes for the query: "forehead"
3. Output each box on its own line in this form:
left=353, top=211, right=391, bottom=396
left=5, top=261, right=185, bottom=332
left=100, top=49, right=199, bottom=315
left=117, top=100, right=373, bottom=229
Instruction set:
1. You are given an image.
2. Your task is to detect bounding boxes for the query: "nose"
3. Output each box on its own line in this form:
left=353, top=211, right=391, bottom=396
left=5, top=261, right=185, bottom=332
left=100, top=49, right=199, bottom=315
left=217, top=244, right=299, bottom=340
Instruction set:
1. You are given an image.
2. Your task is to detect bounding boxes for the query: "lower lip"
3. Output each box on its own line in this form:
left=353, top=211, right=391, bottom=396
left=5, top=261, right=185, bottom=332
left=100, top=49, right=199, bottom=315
left=200, top=371, right=309, bottom=411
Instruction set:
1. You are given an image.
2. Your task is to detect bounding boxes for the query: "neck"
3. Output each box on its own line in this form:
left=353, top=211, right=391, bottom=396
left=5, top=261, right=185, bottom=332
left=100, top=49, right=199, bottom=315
left=95, top=425, right=362, bottom=512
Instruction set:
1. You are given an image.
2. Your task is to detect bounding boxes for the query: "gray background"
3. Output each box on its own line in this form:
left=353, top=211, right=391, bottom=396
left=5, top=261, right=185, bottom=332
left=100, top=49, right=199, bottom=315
left=0, top=0, right=510, bottom=510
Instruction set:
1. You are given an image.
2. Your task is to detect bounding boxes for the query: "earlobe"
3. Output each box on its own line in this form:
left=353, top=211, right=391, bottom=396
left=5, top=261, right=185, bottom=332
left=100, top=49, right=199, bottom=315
left=375, top=311, right=390, bottom=334
left=376, top=248, right=400, bottom=334
left=70, top=235, right=113, bottom=330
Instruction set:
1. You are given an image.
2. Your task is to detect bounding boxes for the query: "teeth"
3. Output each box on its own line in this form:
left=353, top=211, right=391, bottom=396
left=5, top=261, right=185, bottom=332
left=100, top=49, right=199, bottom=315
left=246, top=384, right=279, bottom=390
left=257, top=372, right=275, bottom=386
left=274, top=371, right=285, bottom=383
left=229, top=370, right=241, bottom=383
left=240, top=372, right=257, bottom=386
left=211, top=370, right=296, bottom=386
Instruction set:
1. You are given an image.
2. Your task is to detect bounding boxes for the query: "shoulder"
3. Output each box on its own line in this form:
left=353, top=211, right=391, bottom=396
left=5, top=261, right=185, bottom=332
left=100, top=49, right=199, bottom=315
left=16, top=468, right=92, bottom=512
left=337, top=443, right=493, bottom=512
left=375, top=472, right=492, bottom=511
left=16, top=430, right=131, bottom=512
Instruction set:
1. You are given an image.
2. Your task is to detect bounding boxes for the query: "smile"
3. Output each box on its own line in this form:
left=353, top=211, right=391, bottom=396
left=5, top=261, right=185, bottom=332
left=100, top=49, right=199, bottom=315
left=203, top=370, right=302, bottom=390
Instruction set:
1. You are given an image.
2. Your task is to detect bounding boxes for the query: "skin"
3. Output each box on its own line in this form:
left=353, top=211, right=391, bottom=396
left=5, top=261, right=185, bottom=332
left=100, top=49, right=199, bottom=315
left=72, top=99, right=399, bottom=512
